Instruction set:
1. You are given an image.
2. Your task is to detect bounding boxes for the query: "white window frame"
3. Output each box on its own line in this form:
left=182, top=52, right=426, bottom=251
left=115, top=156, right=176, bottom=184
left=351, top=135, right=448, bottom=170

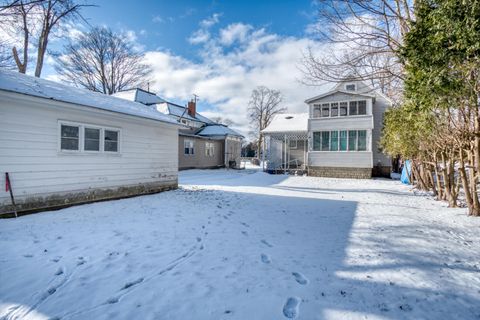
left=311, top=129, right=370, bottom=152
left=184, top=139, right=194, bottom=155
left=345, top=83, right=356, bottom=91
left=311, top=99, right=369, bottom=119
left=205, top=142, right=215, bottom=157
left=58, top=120, right=121, bottom=155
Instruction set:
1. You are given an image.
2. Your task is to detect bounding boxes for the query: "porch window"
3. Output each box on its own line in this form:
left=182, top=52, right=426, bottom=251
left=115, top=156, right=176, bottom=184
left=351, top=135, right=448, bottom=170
left=313, top=104, right=321, bottom=118
left=104, top=130, right=119, bottom=152
left=289, top=139, right=297, bottom=149
left=61, top=125, right=79, bottom=151
left=358, top=100, right=367, bottom=115
left=330, top=131, right=339, bottom=151
left=330, top=103, right=338, bottom=117
left=321, top=103, right=330, bottom=117
left=339, top=102, right=348, bottom=116
left=358, top=130, right=367, bottom=151
left=321, top=131, right=330, bottom=151
left=348, top=130, right=357, bottom=151
left=84, top=127, right=100, bottom=151
left=184, top=139, right=194, bottom=155
left=349, top=101, right=358, bottom=116
left=339, top=130, right=348, bottom=151
left=313, top=132, right=321, bottom=151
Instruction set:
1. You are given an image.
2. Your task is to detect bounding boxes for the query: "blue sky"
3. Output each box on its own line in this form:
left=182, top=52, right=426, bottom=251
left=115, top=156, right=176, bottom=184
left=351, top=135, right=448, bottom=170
left=40, top=0, right=328, bottom=137
left=82, top=0, right=317, bottom=61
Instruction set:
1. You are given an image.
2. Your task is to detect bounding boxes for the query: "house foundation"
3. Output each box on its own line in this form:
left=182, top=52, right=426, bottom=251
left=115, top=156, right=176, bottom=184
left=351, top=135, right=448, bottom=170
left=308, top=166, right=372, bottom=179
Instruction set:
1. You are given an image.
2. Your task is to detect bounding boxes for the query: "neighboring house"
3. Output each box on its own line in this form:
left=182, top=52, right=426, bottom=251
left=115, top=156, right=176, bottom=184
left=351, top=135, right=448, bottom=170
left=262, top=80, right=391, bottom=178
left=0, top=71, right=181, bottom=216
left=113, top=89, right=244, bottom=170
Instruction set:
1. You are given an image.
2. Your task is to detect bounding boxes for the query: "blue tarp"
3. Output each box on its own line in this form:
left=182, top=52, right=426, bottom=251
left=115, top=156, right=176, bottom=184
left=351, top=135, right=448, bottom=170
left=401, top=160, right=411, bottom=184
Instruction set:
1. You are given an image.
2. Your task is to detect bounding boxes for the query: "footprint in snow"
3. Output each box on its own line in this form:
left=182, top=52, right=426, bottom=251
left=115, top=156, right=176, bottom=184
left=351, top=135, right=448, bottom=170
left=292, top=272, right=308, bottom=285
left=54, top=267, right=64, bottom=276
left=283, top=297, right=301, bottom=319
left=23, top=254, right=33, bottom=258
left=121, top=278, right=144, bottom=290
left=241, top=231, right=248, bottom=236
left=196, top=237, right=202, bottom=242
left=261, top=254, right=271, bottom=264
left=106, top=297, right=119, bottom=304
left=261, top=240, right=273, bottom=248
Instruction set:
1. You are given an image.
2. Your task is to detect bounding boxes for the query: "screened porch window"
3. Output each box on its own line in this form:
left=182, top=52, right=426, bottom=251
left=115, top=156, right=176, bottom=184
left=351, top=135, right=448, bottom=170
left=339, top=102, right=348, bottom=116
left=104, top=130, right=119, bottom=152
left=321, top=104, right=330, bottom=117
left=84, top=127, right=100, bottom=151
left=330, top=103, right=339, bottom=117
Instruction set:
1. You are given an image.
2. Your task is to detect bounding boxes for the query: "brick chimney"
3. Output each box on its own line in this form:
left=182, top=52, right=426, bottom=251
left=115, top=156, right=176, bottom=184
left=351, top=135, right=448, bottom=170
left=187, top=100, right=196, bottom=117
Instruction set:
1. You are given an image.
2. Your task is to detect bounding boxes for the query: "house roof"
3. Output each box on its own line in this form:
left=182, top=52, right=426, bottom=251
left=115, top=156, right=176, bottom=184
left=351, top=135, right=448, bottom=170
left=262, top=113, right=309, bottom=133
left=0, top=71, right=180, bottom=126
left=159, top=102, right=214, bottom=124
left=113, top=88, right=166, bottom=105
left=304, top=89, right=376, bottom=104
left=196, top=124, right=244, bottom=138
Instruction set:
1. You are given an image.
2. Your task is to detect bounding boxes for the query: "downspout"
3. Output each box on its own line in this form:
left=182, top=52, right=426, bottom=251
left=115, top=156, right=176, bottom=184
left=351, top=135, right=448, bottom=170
left=224, top=135, right=228, bottom=169
left=262, top=136, right=266, bottom=172
left=284, top=134, right=287, bottom=173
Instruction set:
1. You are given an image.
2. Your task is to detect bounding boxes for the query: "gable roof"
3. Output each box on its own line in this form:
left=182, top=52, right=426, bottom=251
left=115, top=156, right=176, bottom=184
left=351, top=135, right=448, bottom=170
left=262, top=113, right=309, bottom=133
left=196, top=124, right=244, bottom=138
left=0, top=71, right=179, bottom=126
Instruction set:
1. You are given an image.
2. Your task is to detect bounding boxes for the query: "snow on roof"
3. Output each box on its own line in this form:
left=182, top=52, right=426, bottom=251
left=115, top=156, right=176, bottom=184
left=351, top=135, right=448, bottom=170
left=262, top=113, right=309, bottom=133
left=0, top=71, right=179, bottom=126
left=112, top=88, right=166, bottom=105
left=196, top=124, right=244, bottom=138
left=163, top=102, right=214, bottom=124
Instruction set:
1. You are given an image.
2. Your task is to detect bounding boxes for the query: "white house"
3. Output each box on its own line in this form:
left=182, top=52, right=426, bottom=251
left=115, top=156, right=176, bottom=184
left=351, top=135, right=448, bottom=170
left=0, top=71, right=182, bottom=216
left=262, top=80, right=391, bottom=178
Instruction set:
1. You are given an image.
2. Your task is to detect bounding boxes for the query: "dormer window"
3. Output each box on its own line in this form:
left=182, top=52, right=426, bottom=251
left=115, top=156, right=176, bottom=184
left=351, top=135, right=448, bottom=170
left=345, top=83, right=356, bottom=91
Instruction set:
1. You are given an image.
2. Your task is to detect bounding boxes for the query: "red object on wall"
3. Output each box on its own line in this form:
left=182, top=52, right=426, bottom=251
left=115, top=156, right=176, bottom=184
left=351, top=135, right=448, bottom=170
left=5, top=173, right=9, bottom=192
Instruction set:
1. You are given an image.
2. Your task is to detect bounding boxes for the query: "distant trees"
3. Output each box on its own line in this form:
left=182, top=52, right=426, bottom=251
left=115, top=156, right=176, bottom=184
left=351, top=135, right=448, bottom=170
left=0, top=0, right=88, bottom=76
left=55, top=27, right=151, bottom=94
left=210, top=116, right=234, bottom=126
left=247, top=86, right=285, bottom=157
left=381, top=0, right=480, bottom=216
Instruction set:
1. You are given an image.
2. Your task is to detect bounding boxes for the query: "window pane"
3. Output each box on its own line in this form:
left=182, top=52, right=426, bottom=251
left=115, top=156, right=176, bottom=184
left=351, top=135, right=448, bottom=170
left=105, top=141, right=118, bottom=152
left=321, top=131, right=330, bottom=151
left=358, top=100, right=367, bottom=115
left=61, top=138, right=79, bottom=150
left=346, top=84, right=356, bottom=91
left=313, top=132, right=321, bottom=151
left=185, top=147, right=190, bottom=154
left=104, top=130, right=118, bottom=152
left=339, top=130, right=347, bottom=151
left=348, top=130, right=357, bottom=151
left=61, top=125, right=79, bottom=150
left=313, top=105, right=321, bottom=118
left=349, top=101, right=358, bottom=116
left=330, top=103, right=338, bottom=116
left=321, top=104, right=330, bottom=117
left=105, top=130, right=118, bottom=142
left=84, top=128, right=100, bottom=151
left=340, top=102, right=348, bottom=116
left=358, top=130, right=367, bottom=151
left=61, top=125, right=79, bottom=138
left=330, top=131, right=338, bottom=151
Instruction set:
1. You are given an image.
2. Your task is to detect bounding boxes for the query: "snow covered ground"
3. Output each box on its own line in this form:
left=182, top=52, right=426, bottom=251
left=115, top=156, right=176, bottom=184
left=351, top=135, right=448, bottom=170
left=1, top=167, right=479, bottom=320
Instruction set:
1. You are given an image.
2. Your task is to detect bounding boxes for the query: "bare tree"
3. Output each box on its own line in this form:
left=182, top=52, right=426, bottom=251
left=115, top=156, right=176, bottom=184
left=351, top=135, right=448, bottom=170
left=302, top=0, right=415, bottom=101
left=248, top=86, right=285, bottom=156
left=55, top=26, right=151, bottom=94
left=210, top=116, right=234, bottom=126
left=1, top=0, right=88, bottom=76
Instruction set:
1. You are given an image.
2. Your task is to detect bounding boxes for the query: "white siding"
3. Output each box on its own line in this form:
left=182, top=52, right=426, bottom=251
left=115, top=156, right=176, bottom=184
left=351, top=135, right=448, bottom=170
left=309, top=116, right=373, bottom=131
left=0, top=92, right=178, bottom=208
left=308, top=152, right=373, bottom=168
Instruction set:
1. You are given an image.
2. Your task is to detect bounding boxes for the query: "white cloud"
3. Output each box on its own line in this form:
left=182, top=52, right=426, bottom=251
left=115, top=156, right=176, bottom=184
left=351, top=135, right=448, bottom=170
left=219, top=23, right=253, bottom=46
left=146, top=24, right=329, bottom=138
left=188, top=13, right=222, bottom=45
left=199, top=13, right=221, bottom=28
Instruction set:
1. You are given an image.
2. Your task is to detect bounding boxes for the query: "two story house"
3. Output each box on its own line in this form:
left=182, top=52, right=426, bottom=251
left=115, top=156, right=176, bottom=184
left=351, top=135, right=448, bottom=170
left=262, top=80, right=391, bottom=178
